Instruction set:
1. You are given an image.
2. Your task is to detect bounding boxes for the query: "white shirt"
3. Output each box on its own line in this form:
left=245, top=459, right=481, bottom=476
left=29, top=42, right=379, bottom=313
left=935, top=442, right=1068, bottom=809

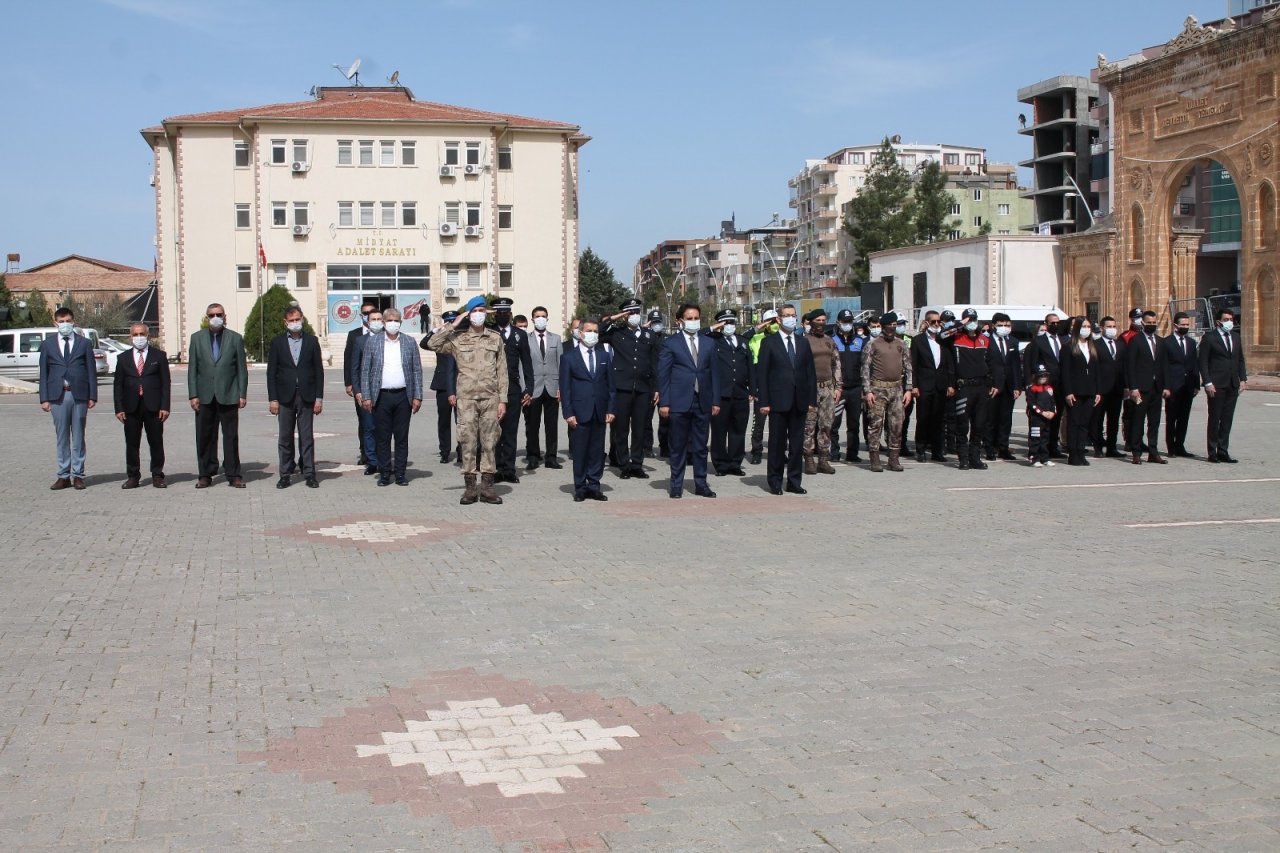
left=928, top=336, right=942, bottom=367
left=381, top=336, right=406, bottom=389
left=580, top=343, right=597, bottom=372
left=1079, top=343, right=1090, bottom=364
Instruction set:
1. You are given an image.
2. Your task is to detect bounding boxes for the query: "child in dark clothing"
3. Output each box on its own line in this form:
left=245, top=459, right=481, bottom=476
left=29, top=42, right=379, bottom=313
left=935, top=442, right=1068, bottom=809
left=1027, top=364, right=1057, bottom=467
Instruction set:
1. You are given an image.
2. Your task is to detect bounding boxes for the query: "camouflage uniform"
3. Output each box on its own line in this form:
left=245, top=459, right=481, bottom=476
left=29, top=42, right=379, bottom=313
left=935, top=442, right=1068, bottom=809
left=426, top=326, right=507, bottom=475
left=860, top=335, right=912, bottom=452
left=803, top=333, right=842, bottom=458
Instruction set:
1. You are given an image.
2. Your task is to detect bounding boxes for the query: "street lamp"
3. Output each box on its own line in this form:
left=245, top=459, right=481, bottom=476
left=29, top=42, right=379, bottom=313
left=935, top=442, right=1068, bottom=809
left=1063, top=173, right=1096, bottom=228
left=642, top=269, right=685, bottom=322
left=756, top=241, right=804, bottom=308
left=689, top=256, right=725, bottom=309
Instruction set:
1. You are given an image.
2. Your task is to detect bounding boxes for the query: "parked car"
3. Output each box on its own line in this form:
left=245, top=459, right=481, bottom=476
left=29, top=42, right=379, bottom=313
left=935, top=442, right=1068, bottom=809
left=97, top=337, right=131, bottom=374
left=0, top=327, right=108, bottom=380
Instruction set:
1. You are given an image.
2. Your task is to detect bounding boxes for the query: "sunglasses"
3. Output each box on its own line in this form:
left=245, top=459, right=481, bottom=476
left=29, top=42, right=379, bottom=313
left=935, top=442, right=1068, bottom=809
left=207, top=313, right=225, bottom=318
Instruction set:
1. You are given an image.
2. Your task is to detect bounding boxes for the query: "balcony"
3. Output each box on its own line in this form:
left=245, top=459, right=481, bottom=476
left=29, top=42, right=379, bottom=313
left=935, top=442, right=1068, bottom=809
left=1090, top=177, right=1110, bottom=194
left=813, top=162, right=838, bottom=173
left=816, top=183, right=837, bottom=196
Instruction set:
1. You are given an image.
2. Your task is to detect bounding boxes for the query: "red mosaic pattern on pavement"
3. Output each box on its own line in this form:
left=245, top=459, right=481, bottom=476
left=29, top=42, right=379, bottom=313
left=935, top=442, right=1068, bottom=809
left=600, top=495, right=834, bottom=519
left=263, top=515, right=481, bottom=553
left=239, top=669, right=724, bottom=850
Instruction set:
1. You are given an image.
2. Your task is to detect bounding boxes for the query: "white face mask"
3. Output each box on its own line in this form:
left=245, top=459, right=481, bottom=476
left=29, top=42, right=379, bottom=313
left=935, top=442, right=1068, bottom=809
left=132, top=336, right=148, bottom=349
left=995, top=325, right=1012, bottom=337
left=839, top=322, right=854, bottom=333
left=384, top=321, right=401, bottom=335
left=1091, top=331, right=1102, bottom=340
left=682, top=319, right=701, bottom=334
left=286, top=321, right=303, bottom=334
left=965, top=321, right=979, bottom=332
left=207, top=316, right=225, bottom=330
left=780, top=316, right=798, bottom=331
left=582, top=331, right=599, bottom=347
left=926, top=325, right=939, bottom=336
left=1103, top=327, right=1118, bottom=339
left=722, top=324, right=737, bottom=337
left=1220, top=320, right=1234, bottom=332
left=897, top=324, right=907, bottom=334
left=650, top=323, right=664, bottom=334
left=869, top=327, right=882, bottom=337
left=469, top=311, right=486, bottom=327
left=1078, top=327, right=1091, bottom=339
left=57, top=321, right=75, bottom=336
left=627, top=313, right=643, bottom=328
left=533, top=317, right=548, bottom=331
left=368, top=320, right=383, bottom=333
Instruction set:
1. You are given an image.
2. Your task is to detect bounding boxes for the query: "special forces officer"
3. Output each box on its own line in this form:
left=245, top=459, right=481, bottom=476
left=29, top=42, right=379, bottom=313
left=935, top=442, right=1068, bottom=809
left=491, top=297, right=534, bottom=484
left=860, top=312, right=912, bottom=473
left=802, top=308, right=841, bottom=475
left=602, top=298, right=658, bottom=479
left=427, top=297, right=508, bottom=505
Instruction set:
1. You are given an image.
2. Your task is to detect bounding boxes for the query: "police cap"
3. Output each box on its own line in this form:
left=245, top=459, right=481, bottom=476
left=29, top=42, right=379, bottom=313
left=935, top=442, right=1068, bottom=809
left=646, top=309, right=663, bottom=322
left=762, top=308, right=779, bottom=322
left=961, top=307, right=979, bottom=320
left=714, top=309, right=737, bottom=323
left=837, top=309, right=854, bottom=322
left=492, top=297, right=514, bottom=312
left=620, top=297, right=643, bottom=313
left=1129, top=307, right=1144, bottom=319
left=441, top=310, right=459, bottom=323
left=940, top=310, right=956, bottom=322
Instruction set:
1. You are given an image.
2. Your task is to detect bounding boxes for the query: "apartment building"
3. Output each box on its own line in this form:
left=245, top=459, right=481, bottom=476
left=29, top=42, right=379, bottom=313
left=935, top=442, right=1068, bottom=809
left=1017, top=76, right=1100, bottom=235
left=141, top=86, right=586, bottom=357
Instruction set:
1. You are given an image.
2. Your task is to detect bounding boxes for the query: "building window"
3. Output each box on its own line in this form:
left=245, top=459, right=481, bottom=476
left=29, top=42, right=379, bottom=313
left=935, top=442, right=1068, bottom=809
left=292, top=139, right=308, bottom=165
left=466, top=202, right=481, bottom=227
left=949, top=230, right=962, bottom=240
left=965, top=153, right=982, bottom=166
left=972, top=216, right=983, bottom=227
left=445, top=264, right=460, bottom=291
left=466, top=264, right=483, bottom=290
left=899, top=153, right=916, bottom=168
left=234, top=140, right=250, bottom=168
left=401, top=141, right=416, bottom=166
left=997, top=203, right=1010, bottom=216
left=444, top=202, right=460, bottom=225
left=499, top=264, right=513, bottom=289
left=380, top=202, right=396, bottom=227
left=338, top=202, right=353, bottom=227
left=1259, top=182, right=1276, bottom=249
left=295, top=265, right=311, bottom=290
left=234, top=203, right=250, bottom=229
left=498, top=205, right=513, bottom=230
left=402, top=202, right=417, bottom=227
left=271, top=139, right=286, bottom=164
left=950, top=203, right=962, bottom=216
left=1130, top=205, right=1145, bottom=261
left=913, top=271, right=928, bottom=307
left=293, top=202, right=309, bottom=227
left=444, top=142, right=460, bottom=166
left=273, top=264, right=288, bottom=288
left=236, top=265, right=252, bottom=290
left=359, top=201, right=374, bottom=227
left=358, top=140, right=373, bottom=166
left=272, top=202, right=287, bottom=227
left=337, top=140, right=352, bottom=166
left=851, top=152, right=865, bottom=164
left=973, top=189, right=983, bottom=201
left=497, top=146, right=512, bottom=170
left=380, top=140, right=395, bottom=166
left=943, top=153, right=959, bottom=166
left=997, top=229, right=1011, bottom=235
left=465, top=142, right=481, bottom=166
left=953, top=267, right=971, bottom=303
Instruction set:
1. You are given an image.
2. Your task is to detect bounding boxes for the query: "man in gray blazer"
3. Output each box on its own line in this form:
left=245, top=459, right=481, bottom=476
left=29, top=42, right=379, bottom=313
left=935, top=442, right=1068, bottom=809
left=38, top=307, right=99, bottom=490
left=524, top=305, right=562, bottom=470
left=188, top=302, right=249, bottom=488
left=354, top=307, right=423, bottom=486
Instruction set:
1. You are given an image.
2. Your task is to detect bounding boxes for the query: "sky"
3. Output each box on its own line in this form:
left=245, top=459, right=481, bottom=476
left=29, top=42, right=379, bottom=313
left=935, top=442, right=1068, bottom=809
left=1, top=0, right=1230, bottom=286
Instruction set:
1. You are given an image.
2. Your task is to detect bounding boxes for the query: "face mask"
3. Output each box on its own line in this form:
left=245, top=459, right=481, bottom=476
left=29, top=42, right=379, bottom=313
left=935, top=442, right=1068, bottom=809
left=368, top=320, right=384, bottom=333
left=207, top=316, right=225, bottom=330
left=532, top=317, right=548, bottom=331
left=926, top=325, right=939, bottom=336
left=132, top=336, right=148, bottom=349
left=286, top=321, right=303, bottom=334
left=780, top=316, right=798, bottom=331
left=965, top=321, right=979, bottom=332
left=1057, top=321, right=1073, bottom=336
left=1142, top=324, right=1158, bottom=335
left=897, top=324, right=907, bottom=334
left=869, top=327, right=882, bottom=338
left=1091, top=331, right=1102, bottom=340
left=384, top=321, right=401, bottom=335
left=582, top=331, right=599, bottom=347
left=1220, top=320, right=1234, bottom=332
left=469, top=311, right=486, bottom=327
left=722, top=324, right=737, bottom=337
left=1078, top=327, right=1091, bottom=339
left=1103, top=327, right=1118, bottom=339
left=495, top=314, right=510, bottom=327
left=839, top=323, right=853, bottom=334
left=682, top=319, right=701, bottom=334
left=810, top=324, right=826, bottom=336
left=1175, top=327, right=1189, bottom=336
left=650, top=323, right=664, bottom=334
left=1132, top=319, right=1142, bottom=328
left=361, top=313, right=372, bottom=326
left=627, top=313, right=643, bottom=328
left=57, top=322, right=75, bottom=336
left=995, top=325, right=1011, bottom=337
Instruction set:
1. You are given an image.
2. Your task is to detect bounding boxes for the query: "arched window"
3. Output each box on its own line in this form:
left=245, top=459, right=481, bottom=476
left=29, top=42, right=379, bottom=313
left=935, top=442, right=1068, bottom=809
left=1129, top=277, right=1145, bottom=311
left=1260, top=182, right=1277, bottom=251
left=1257, top=267, right=1277, bottom=348
left=1130, top=204, right=1145, bottom=261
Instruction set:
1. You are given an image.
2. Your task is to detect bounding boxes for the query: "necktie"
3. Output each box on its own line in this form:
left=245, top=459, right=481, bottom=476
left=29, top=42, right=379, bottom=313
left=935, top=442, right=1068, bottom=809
left=786, top=334, right=796, bottom=363
left=727, top=336, right=735, bottom=349
left=62, top=336, right=71, bottom=358
left=135, top=350, right=145, bottom=395
left=212, top=333, right=221, bottom=361
left=588, top=348, right=595, bottom=376
left=1180, top=337, right=1186, bottom=357
left=538, top=332, right=545, bottom=358
left=1225, top=331, right=1232, bottom=354
left=998, top=339, right=1005, bottom=358
left=1050, top=336, right=1059, bottom=359
left=689, top=334, right=700, bottom=394
left=1148, top=335, right=1156, bottom=358
left=1107, top=340, right=1115, bottom=358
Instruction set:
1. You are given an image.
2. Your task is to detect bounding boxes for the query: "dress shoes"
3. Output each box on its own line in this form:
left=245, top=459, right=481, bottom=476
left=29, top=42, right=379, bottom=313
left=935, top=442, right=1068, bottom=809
left=440, top=452, right=451, bottom=464
left=586, top=490, right=607, bottom=501
left=784, top=484, right=807, bottom=494
left=152, top=476, right=166, bottom=489
left=629, top=467, right=649, bottom=479
left=725, top=467, right=746, bottom=476
left=970, top=458, right=989, bottom=470
left=931, top=452, right=946, bottom=462
left=1106, top=450, right=1127, bottom=459
left=984, top=449, right=997, bottom=461
left=377, top=477, right=391, bottom=486
left=573, top=492, right=586, bottom=502
left=502, top=471, right=520, bottom=484
left=768, top=485, right=784, bottom=495
left=749, top=453, right=762, bottom=465
left=364, top=465, right=378, bottom=475
left=195, top=477, right=213, bottom=489
left=1049, top=450, right=1067, bottom=460
left=122, top=478, right=141, bottom=490
left=524, top=457, right=539, bottom=472
left=71, top=477, right=86, bottom=490
left=1174, top=449, right=1196, bottom=459
left=1132, top=452, right=1143, bottom=465
left=618, top=469, right=631, bottom=480
left=916, top=452, right=928, bottom=463
left=669, top=489, right=682, bottom=499
left=1147, top=453, right=1167, bottom=465
left=998, top=448, right=1017, bottom=461
left=229, top=477, right=246, bottom=488
left=50, top=478, right=71, bottom=491
left=277, top=476, right=291, bottom=489
left=1218, top=453, right=1238, bottom=463
left=694, top=485, right=716, bottom=498
left=396, top=477, right=409, bottom=486
left=305, top=477, right=319, bottom=489
left=544, top=458, right=562, bottom=469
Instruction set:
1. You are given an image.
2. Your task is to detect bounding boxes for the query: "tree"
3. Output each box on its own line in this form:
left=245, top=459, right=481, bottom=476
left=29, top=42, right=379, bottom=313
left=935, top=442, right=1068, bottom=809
left=26, top=289, right=53, bottom=327
left=844, top=138, right=917, bottom=282
left=243, top=284, right=315, bottom=361
left=0, top=274, right=11, bottom=329
left=914, top=160, right=952, bottom=244
left=575, top=247, right=630, bottom=320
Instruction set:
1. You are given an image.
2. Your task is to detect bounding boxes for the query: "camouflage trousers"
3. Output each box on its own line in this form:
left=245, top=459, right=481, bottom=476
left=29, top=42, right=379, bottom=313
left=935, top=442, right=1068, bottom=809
left=803, top=383, right=837, bottom=455
left=457, top=396, right=501, bottom=475
left=865, top=385, right=905, bottom=451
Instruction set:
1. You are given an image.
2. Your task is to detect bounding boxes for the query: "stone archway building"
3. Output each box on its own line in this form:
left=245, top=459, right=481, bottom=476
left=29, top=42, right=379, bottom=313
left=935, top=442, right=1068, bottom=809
left=1060, top=12, right=1280, bottom=373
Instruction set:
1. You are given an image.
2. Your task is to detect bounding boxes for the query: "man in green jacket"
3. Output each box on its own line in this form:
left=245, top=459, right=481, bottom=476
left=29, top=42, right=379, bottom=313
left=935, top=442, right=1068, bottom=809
left=188, top=302, right=249, bottom=488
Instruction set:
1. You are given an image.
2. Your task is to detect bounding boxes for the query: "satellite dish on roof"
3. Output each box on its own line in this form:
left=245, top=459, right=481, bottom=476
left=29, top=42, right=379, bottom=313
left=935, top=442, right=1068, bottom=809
left=891, top=134, right=902, bottom=144
left=332, top=58, right=362, bottom=86
left=387, top=70, right=400, bottom=86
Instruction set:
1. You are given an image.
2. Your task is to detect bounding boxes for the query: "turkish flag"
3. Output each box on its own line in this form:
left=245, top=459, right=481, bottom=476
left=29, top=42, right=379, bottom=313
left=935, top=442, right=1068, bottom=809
left=258, top=244, right=268, bottom=268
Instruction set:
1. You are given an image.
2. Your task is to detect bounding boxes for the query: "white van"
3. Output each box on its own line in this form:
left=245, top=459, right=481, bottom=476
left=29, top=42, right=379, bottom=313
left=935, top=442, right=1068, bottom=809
left=0, top=327, right=109, bottom=380
left=913, top=304, right=1068, bottom=352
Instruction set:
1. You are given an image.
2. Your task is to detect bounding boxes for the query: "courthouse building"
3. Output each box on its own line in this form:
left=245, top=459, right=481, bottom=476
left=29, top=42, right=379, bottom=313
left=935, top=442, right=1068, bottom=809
left=141, top=86, right=587, bottom=358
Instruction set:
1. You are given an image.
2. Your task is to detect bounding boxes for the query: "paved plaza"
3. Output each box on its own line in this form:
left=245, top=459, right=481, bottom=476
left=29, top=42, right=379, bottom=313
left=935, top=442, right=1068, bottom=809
left=1, top=367, right=1278, bottom=851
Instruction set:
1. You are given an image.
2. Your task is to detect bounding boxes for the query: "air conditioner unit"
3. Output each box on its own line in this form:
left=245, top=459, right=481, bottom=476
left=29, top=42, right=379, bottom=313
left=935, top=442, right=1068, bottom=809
left=464, top=163, right=482, bottom=175
left=439, top=222, right=458, bottom=236
left=292, top=224, right=312, bottom=236
left=439, top=165, right=457, bottom=177
left=463, top=225, right=482, bottom=237
left=444, top=285, right=460, bottom=299
left=148, top=175, right=155, bottom=186
left=291, top=161, right=310, bottom=173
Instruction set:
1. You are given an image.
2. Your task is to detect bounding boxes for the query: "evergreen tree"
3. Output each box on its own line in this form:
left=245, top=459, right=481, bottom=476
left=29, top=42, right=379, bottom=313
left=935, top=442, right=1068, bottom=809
left=243, top=285, right=314, bottom=361
left=26, top=289, right=53, bottom=327
left=0, top=274, right=11, bottom=329
left=914, top=160, right=952, bottom=244
left=575, top=247, right=630, bottom=319
left=844, top=138, right=917, bottom=282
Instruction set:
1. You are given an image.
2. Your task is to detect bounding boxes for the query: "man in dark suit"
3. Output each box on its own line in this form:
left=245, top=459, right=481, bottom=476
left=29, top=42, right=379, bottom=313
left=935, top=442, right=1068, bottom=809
left=756, top=304, right=818, bottom=494
left=525, top=305, right=562, bottom=471
left=189, top=303, right=249, bottom=488
left=491, top=297, right=534, bottom=484
left=1123, top=309, right=1167, bottom=465
left=657, top=304, right=722, bottom=499
left=910, top=309, right=947, bottom=462
left=267, top=306, right=324, bottom=489
left=602, top=298, right=658, bottom=479
left=113, top=322, right=171, bottom=489
left=1022, top=312, right=1068, bottom=458
left=343, top=302, right=377, bottom=466
left=38, top=307, right=99, bottom=490
left=422, top=311, right=458, bottom=464
left=1160, top=311, right=1200, bottom=458
left=1199, top=307, right=1248, bottom=463
left=355, top=307, right=423, bottom=486
left=559, top=318, right=615, bottom=501
left=1090, top=316, right=1127, bottom=458
left=982, top=313, right=1022, bottom=461
left=707, top=309, right=751, bottom=476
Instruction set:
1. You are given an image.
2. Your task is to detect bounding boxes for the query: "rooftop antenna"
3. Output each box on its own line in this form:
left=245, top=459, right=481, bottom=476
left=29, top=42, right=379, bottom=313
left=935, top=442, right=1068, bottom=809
left=387, top=70, right=401, bottom=87
left=332, top=58, right=362, bottom=86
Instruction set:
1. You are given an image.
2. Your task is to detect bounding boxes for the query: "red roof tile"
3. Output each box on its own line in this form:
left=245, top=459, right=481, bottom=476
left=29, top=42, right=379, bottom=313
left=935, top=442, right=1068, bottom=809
left=21, top=254, right=148, bottom=274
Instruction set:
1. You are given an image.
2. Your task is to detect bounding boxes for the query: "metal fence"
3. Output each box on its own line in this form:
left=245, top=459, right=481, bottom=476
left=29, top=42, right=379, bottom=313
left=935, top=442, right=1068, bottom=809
left=1167, top=293, right=1243, bottom=333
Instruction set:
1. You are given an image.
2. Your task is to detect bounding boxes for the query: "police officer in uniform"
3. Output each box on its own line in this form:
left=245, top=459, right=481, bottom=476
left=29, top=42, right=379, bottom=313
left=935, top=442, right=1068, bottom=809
left=746, top=308, right=780, bottom=465
left=491, top=297, right=533, bottom=483
left=602, top=298, right=658, bottom=479
left=944, top=307, right=1004, bottom=470
left=706, top=309, right=751, bottom=476
left=829, top=309, right=865, bottom=464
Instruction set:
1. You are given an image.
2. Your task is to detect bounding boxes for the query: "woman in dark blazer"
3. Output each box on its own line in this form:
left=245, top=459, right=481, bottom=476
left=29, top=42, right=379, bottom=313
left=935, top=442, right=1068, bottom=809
left=1059, top=316, right=1101, bottom=467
